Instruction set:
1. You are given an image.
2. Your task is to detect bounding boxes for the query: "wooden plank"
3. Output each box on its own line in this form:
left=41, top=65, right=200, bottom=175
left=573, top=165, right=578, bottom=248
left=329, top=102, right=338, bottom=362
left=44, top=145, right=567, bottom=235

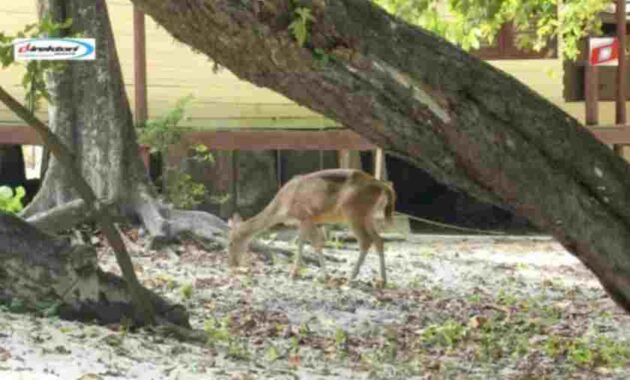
left=0, top=112, right=341, bottom=130
left=177, top=130, right=376, bottom=151
left=0, top=125, right=41, bottom=145
left=588, top=126, right=630, bottom=144
left=0, top=114, right=340, bottom=130
left=615, top=0, right=627, bottom=155
left=4, top=121, right=629, bottom=148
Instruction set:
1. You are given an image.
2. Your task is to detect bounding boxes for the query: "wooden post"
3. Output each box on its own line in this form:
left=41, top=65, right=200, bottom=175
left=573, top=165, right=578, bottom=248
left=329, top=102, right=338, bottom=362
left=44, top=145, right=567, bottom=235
left=319, top=128, right=325, bottom=170
left=374, top=148, right=385, bottom=180
left=615, top=0, right=626, bottom=156
left=319, top=150, right=324, bottom=170
left=231, top=150, right=239, bottom=214
left=133, top=7, right=147, bottom=126
left=339, top=149, right=351, bottom=169
left=276, top=150, right=282, bottom=190
left=585, top=42, right=599, bottom=126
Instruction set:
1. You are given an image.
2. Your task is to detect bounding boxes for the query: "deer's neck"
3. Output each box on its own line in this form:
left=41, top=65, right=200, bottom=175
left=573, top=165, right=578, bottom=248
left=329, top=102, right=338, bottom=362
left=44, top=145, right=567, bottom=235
left=235, top=205, right=280, bottom=242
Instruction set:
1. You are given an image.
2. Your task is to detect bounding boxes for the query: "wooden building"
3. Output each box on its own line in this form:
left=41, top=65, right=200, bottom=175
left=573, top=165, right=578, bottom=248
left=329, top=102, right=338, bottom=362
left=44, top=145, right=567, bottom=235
left=1, top=1, right=629, bottom=226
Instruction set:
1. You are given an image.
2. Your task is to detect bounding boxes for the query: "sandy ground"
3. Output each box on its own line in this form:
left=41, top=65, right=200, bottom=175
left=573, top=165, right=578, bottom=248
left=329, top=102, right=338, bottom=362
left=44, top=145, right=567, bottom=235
left=1, top=233, right=629, bottom=379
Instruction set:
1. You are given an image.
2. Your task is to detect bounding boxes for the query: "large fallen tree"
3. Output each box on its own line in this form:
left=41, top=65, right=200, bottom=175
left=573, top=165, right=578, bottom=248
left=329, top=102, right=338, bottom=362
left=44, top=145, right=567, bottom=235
left=127, top=0, right=630, bottom=312
left=0, top=212, right=189, bottom=327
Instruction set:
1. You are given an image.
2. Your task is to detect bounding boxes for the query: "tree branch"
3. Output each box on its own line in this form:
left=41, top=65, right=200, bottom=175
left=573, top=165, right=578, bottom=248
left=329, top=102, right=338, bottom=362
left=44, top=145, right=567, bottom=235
left=127, top=0, right=630, bottom=313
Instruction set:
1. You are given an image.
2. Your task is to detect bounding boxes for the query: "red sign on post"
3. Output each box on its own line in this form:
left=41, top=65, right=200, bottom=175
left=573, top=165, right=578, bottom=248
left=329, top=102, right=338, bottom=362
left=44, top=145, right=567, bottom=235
left=589, top=37, right=619, bottom=66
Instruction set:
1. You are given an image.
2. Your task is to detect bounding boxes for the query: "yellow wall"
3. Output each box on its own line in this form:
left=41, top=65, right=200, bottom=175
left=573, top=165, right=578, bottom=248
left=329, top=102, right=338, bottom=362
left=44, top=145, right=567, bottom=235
left=489, top=59, right=626, bottom=126
left=0, top=0, right=334, bottom=130
left=0, top=1, right=617, bottom=130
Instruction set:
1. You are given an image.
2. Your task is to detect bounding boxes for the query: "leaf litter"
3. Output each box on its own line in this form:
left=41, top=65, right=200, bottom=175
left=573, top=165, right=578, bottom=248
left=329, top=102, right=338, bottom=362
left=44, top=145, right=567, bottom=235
left=1, top=231, right=629, bottom=379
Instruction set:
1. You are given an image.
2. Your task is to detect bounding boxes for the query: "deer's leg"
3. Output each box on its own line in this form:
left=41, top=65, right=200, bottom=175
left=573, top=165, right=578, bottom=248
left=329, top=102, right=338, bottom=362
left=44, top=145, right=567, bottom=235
left=291, top=220, right=313, bottom=278
left=290, top=232, right=306, bottom=279
left=306, top=223, right=327, bottom=278
left=349, top=219, right=372, bottom=281
left=366, top=220, right=386, bottom=286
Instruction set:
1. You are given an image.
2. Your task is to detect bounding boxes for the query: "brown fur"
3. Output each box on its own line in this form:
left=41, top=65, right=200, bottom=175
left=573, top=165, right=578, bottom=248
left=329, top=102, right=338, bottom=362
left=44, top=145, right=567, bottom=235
left=227, top=169, right=396, bottom=283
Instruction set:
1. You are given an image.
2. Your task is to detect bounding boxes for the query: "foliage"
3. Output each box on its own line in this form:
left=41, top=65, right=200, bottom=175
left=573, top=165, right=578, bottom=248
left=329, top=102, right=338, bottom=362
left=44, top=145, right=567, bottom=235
left=153, top=273, right=178, bottom=290
left=288, top=7, right=314, bottom=46
left=137, top=95, right=215, bottom=209
left=204, top=316, right=251, bottom=360
left=373, top=0, right=610, bottom=60
left=164, top=171, right=208, bottom=210
left=334, top=327, right=349, bottom=357
left=0, top=186, right=25, bottom=214
left=544, top=334, right=630, bottom=369
left=137, top=95, right=192, bottom=154
left=191, top=144, right=215, bottom=165
left=180, top=283, right=194, bottom=300
left=0, top=298, right=25, bottom=314
left=0, top=15, right=75, bottom=109
left=420, top=319, right=467, bottom=349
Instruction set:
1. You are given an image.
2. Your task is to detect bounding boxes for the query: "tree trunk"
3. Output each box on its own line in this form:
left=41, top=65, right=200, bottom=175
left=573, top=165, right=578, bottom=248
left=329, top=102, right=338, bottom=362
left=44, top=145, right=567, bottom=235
left=20, top=0, right=228, bottom=244
left=129, top=0, right=630, bottom=312
left=23, top=0, right=148, bottom=216
left=0, top=212, right=189, bottom=327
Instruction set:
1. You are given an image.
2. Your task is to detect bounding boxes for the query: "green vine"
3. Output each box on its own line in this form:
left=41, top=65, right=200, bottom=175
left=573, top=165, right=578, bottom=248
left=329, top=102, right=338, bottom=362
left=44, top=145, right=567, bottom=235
left=288, top=7, right=314, bottom=47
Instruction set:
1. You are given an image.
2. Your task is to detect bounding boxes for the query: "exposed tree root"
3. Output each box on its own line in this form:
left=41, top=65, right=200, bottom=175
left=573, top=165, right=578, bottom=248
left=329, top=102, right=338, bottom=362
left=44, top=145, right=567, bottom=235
left=153, top=323, right=209, bottom=345
left=24, top=199, right=121, bottom=234
left=132, top=192, right=172, bottom=244
left=167, top=208, right=229, bottom=237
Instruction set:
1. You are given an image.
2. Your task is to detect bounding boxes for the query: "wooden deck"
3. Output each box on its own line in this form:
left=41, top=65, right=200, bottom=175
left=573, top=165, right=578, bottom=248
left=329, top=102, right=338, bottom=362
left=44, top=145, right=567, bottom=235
left=2, top=123, right=628, bottom=148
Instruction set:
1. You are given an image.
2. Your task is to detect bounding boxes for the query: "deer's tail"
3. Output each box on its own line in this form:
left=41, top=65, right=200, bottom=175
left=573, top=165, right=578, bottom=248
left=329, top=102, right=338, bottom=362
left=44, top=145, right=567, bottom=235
left=379, top=181, right=396, bottom=223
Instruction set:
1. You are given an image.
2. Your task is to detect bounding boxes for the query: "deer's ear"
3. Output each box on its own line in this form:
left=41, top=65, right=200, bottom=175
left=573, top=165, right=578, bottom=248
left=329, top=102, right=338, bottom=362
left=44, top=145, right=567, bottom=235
left=228, top=213, right=242, bottom=228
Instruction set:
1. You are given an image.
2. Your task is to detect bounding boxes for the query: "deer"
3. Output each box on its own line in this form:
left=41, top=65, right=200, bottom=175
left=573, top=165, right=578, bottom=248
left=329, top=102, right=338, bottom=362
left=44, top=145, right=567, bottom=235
left=227, top=168, right=396, bottom=285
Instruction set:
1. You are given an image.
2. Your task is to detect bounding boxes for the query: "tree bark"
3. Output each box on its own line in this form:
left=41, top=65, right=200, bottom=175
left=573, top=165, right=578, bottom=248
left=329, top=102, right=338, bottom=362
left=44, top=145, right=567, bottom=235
left=0, top=212, right=189, bottom=327
left=23, top=0, right=149, bottom=217
left=128, top=0, right=630, bottom=312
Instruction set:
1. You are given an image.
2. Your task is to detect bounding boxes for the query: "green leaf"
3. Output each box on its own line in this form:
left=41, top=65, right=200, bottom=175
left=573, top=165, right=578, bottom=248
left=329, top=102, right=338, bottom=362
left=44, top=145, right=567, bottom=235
left=373, top=0, right=607, bottom=60
left=0, top=186, right=13, bottom=199
left=14, top=186, right=25, bottom=200
left=0, top=186, right=25, bottom=214
left=288, top=7, right=314, bottom=47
